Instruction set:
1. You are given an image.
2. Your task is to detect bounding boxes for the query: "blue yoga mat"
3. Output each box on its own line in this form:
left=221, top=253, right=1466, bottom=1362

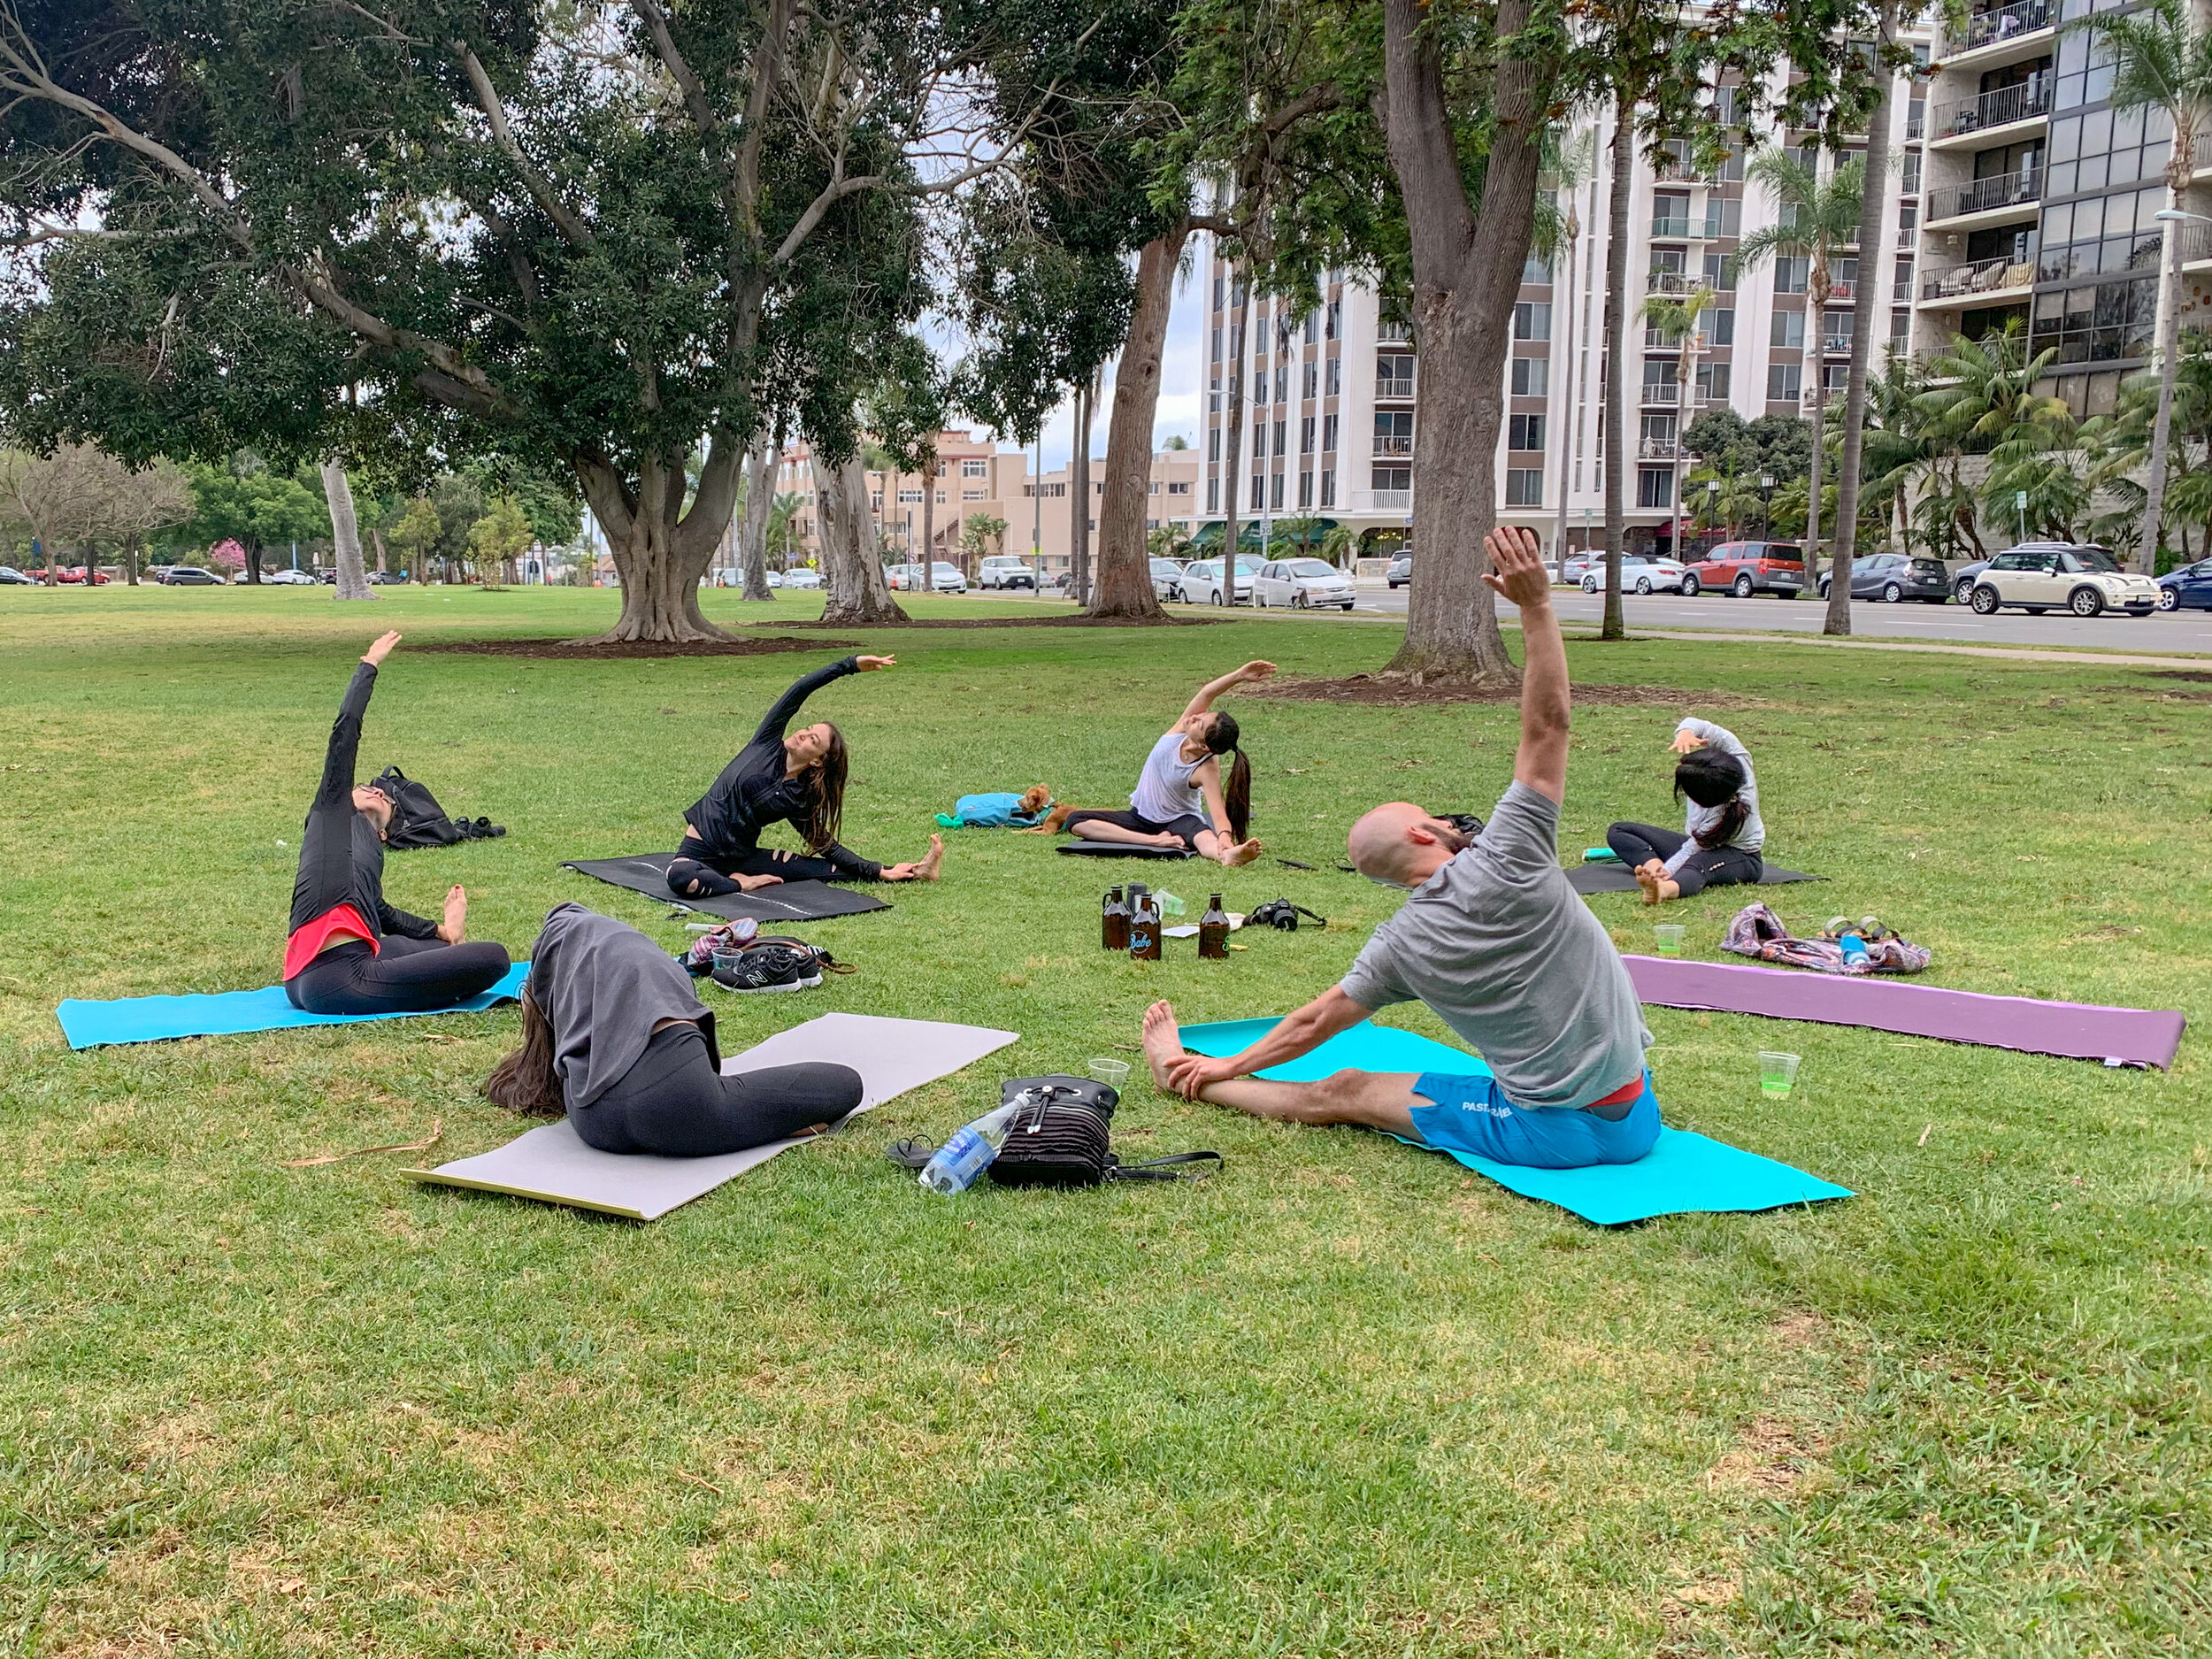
left=57, top=963, right=531, bottom=1050
left=1178, top=1017, right=1852, bottom=1226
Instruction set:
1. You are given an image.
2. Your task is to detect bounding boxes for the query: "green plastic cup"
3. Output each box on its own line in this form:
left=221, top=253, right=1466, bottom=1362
left=1653, top=924, right=1686, bottom=956
left=1759, top=1051, right=1801, bottom=1099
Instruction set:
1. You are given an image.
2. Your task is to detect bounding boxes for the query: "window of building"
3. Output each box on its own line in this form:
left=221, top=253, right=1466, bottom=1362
left=1512, top=355, right=1550, bottom=397
left=1641, top=411, right=1677, bottom=446
left=1304, top=311, right=1319, bottom=344
left=1270, top=472, right=1284, bottom=511
left=1698, top=362, right=1732, bottom=402
left=961, top=457, right=987, bottom=478
left=1325, top=357, right=1341, bottom=396
left=2031, top=275, right=2156, bottom=365
left=1823, top=310, right=1855, bottom=353
left=1168, top=480, right=1191, bottom=495
left=1506, top=468, right=1545, bottom=506
left=1371, top=464, right=1412, bottom=492
left=1767, top=363, right=1801, bottom=403
left=1301, top=416, right=1316, bottom=454
left=1653, top=190, right=1692, bottom=234
left=1512, top=302, right=1552, bottom=341
left=1251, top=419, right=1266, bottom=457
left=1326, top=298, right=1341, bottom=338
left=1208, top=428, right=1220, bottom=462
left=1709, top=308, right=1735, bottom=346
left=1374, top=410, right=1414, bottom=456
left=1376, top=351, right=1416, bottom=395
left=1891, top=309, right=1911, bottom=348
left=1322, top=413, right=1338, bottom=452
left=1703, top=252, right=1734, bottom=292
left=1212, top=274, right=1224, bottom=311
left=1275, top=365, right=1287, bottom=402
left=1252, top=475, right=1265, bottom=508
left=1273, top=419, right=1286, bottom=457
left=1148, top=480, right=1160, bottom=495
left=871, top=493, right=883, bottom=510
left=962, top=488, right=984, bottom=501
left=1774, top=257, right=1809, bottom=294
left=1210, top=326, right=1222, bottom=362
left=1637, top=469, right=1674, bottom=508
left=1701, top=196, right=1741, bottom=239
left=1208, top=478, right=1219, bottom=511
left=1319, top=469, right=1336, bottom=507
left=1522, top=253, right=1551, bottom=283
left=1303, top=362, right=1318, bottom=398
left=1770, top=309, right=1806, bottom=349
left=1509, top=413, right=1546, bottom=451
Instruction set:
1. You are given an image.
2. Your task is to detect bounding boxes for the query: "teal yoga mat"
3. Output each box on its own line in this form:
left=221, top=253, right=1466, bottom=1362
left=1178, top=1017, right=1852, bottom=1226
left=57, top=963, right=530, bottom=1050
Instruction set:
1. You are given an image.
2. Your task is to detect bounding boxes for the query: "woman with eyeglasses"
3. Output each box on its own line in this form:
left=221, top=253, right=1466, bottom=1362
left=283, top=631, right=512, bottom=1014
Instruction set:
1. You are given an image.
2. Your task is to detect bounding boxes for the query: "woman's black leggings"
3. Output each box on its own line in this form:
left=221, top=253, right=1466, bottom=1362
left=569, top=1022, right=864, bottom=1157
left=286, top=936, right=512, bottom=1015
left=667, top=845, right=845, bottom=898
left=1604, top=822, right=1763, bottom=897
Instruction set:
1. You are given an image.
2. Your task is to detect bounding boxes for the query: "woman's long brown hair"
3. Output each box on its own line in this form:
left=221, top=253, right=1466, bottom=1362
left=1207, top=712, right=1251, bottom=841
left=484, top=989, right=565, bottom=1118
left=796, top=723, right=849, bottom=852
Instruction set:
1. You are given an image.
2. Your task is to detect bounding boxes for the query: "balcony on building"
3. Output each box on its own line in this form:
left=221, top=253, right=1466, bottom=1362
left=1918, top=252, right=2037, bottom=308
left=1372, top=433, right=1414, bottom=457
left=2178, top=219, right=2212, bottom=275
left=1650, top=213, right=1699, bottom=240
left=1373, top=374, right=1417, bottom=400
left=1924, top=168, right=2042, bottom=231
left=1376, top=319, right=1414, bottom=345
left=1928, top=74, right=2051, bottom=150
left=1638, top=436, right=1682, bottom=459
left=1947, top=0, right=2056, bottom=70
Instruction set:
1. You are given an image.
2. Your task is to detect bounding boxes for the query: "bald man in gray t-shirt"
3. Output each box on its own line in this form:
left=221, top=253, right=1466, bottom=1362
left=1142, top=527, right=1661, bottom=1171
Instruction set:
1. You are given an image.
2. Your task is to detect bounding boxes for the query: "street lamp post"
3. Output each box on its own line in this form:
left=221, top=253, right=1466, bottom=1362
left=1758, top=472, right=1776, bottom=541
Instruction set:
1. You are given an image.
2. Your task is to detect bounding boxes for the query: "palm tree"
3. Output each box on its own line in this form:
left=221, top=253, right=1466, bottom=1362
left=1916, top=323, right=2070, bottom=553
left=1540, top=127, right=1599, bottom=570
left=2066, top=0, right=2212, bottom=572
left=764, top=491, right=805, bottom=569
left=1638, top=283, right=1719, bottom=560
left=1732, top=147, right=1865, bottom=595
left=1859, top=354, right=1934, bottom=558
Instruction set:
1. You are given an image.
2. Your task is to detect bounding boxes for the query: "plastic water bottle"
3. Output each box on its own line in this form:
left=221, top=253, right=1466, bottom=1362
left=1838, top=932, right=1870, bottom=966
left=918, top=1102, right=1020, bottom=1196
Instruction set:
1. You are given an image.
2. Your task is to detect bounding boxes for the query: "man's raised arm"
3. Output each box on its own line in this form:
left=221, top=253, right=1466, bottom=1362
left=1483, top=527, right=1570, bottom=804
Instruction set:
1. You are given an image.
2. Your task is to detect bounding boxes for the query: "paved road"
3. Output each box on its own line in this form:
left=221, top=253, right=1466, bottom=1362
left=1347, top=581, right=2212, bottom=652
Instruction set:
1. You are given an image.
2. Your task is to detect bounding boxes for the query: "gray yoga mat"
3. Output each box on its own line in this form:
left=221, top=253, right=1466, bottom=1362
left=403, top=1012, right=1017, bottom=1219
left=563, top=854, right=889, bottom=921
left=1567, top=861, right=1817, bottom=895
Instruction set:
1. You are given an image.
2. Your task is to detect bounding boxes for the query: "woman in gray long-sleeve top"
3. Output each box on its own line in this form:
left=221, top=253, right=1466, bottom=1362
left=486, top=903, right=861, bottom=1156
left=1605, top=717, right=1766, bottom=902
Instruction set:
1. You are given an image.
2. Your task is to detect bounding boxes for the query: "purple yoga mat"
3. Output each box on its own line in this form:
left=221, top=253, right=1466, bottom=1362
left=1623, top=955, right=2185, bottom=1071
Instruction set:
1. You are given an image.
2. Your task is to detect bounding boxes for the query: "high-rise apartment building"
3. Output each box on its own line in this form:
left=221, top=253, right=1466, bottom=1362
left=1190, top=12, right=2191, bottom=557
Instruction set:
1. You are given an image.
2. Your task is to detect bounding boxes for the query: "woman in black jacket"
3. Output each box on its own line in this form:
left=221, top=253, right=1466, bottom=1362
left=666, top=653, right=943, bottom=898
left=284, top=632, right=511, bottom=1013
left=486, top=902, right=861, bottom=1156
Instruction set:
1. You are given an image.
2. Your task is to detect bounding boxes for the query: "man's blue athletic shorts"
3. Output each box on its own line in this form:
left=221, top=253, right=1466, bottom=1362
left=1407, top=1070, right=1661, bottom=1170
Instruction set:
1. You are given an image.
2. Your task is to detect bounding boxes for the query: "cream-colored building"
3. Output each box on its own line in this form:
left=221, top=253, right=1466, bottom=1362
left=760, top=431, right=1202, bottom=578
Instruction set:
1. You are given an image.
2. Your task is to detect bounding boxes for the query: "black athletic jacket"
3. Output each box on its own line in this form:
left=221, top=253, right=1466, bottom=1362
left=287, top=663, right=441, bottom=958
left=680, top=656, right=881, bottom=879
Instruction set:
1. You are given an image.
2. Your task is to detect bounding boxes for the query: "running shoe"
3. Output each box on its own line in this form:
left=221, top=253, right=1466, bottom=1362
left=710, top=941, right=825, bottom=994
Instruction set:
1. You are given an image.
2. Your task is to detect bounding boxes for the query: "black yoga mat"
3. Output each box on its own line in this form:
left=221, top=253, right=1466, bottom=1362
left=563, top=855, right=890, bottom=921
left=1056, top=841, right=1194, bottom=860
left=1566, top=860, right=1818, bottom=895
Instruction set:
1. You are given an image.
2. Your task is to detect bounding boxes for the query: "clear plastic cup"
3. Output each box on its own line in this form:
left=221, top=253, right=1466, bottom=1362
left=1759, top=1051, right=1801, bottom=1099
left=712, top=948, right=746, bottom=978
left=1155, top=890, right=1187, bottom=917
left=1653, top=924, right=1686, bottom=956
left=1087, top=1057, right=1132, bottom=1089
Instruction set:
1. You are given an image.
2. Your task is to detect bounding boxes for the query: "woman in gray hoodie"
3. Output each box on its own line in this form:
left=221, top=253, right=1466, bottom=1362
left=486, top=902, right=861, bottom=1156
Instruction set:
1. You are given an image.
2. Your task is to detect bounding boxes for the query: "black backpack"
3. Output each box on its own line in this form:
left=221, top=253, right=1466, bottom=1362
left=369, top=765, right=506, bottom=849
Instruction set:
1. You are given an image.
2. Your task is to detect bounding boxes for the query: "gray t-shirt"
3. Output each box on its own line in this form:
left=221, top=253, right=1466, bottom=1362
left=530, top=902, right=716, bottom=1111
left=1339, top=782, right=1651, bottom=1111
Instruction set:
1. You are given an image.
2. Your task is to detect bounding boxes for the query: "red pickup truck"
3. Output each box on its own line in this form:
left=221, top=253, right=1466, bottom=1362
left=1685, top=541, right=1805, bottom=597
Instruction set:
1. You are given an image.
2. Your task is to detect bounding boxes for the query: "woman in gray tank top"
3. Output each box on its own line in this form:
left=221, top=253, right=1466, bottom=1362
left=1025, top=661, right=1273, bottom=866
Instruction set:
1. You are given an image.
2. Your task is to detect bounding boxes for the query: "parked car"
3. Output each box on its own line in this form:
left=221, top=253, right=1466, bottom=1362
left=366, top=569, right=411, bottom=584
left=1559, top=551, right=1600, bottom=586
left=1582, top=555, right=1689, bottom=595
left=979, top=556, right=1036, bottom=590
left=1686, top=541, right=1806, bottom=598
left=1950, top=558, right=1993, bottom=603
left=782, top=567, right=822, bottom=589
left=55, top=565, right=111, bottom=585
left=928, top=561, right=968, bottom=593
left=764, top=570, right=784, bottom=588
left=1818, top=552, right=1953, bottom=603
left=1386, top=552, right=1413, bottom=588
left=1182, top=556, right=1266, bottom=605
left=265, top=568, right=318, bottom=585
left=1148, top=557, right=1188, bottom=602
left=1254, top=557, right=1356, bottom=611
left=0, top=566, right=36, bottom=585
left=1967, top=544, right=2158, bottom=617
left=161, top=565, right=224, bottom=585
left=886, top=563, right=920, bottom=591
left=2156, top=557, right=2212, bottom=611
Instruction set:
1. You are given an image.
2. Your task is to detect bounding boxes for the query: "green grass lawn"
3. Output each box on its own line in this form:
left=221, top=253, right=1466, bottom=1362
left=2, top=582, right=2207, bottom=1656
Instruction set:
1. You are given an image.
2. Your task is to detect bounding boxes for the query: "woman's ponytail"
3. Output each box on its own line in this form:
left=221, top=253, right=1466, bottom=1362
left=1209, top=711, right=1251, bottom=841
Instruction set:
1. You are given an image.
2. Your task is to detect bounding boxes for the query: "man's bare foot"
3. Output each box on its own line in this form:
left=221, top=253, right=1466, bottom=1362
left=1219, top=838, right=1263, bottom=867
left=1141, top=1000, right=1187, bottom=1089
left=1635, top=864, right=1663, bottom=906
left=916, top=833, right=945, bottom=880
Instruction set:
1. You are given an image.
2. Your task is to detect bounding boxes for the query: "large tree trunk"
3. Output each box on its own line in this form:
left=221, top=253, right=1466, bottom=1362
left=1071, top=378, right=1094, bottom=603
left=1379, top=0, right=1541, bottom=681
left=321, top=460, right=375, bottom=602
left=244, top=541, right=262, bottom=584
left=1601, top=101, right=1633, bottom=641
left=813, top=452, right=909, bottom=626
left=574, top=446, right=740, bottom=642
left=739, top=437, right=775, bottom=601
left=1827, top=3, right=1897, bottom=636
left=1092, top=227, right=1181, bottom=621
